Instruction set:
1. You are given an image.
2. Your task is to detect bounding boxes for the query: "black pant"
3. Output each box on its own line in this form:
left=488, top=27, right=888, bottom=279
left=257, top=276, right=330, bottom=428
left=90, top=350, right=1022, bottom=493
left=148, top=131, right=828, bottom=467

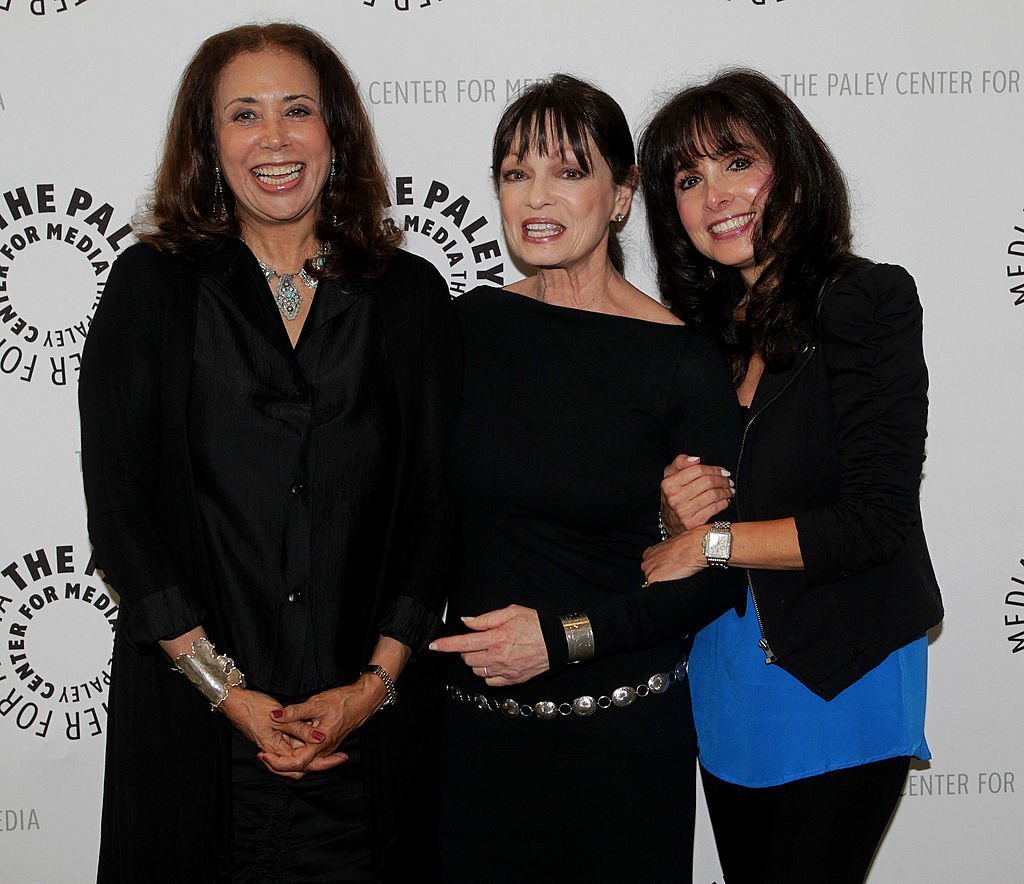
left=230, top=730, right=374, bottom=883
left=701, top=757, right=910, bottom=884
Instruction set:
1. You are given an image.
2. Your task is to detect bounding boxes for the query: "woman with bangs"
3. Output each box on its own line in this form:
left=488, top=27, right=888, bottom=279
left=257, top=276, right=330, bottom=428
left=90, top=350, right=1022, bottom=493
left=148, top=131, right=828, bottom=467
left=430, top=75, right=741, bottom=882
left=639, top=69, right=942, bottom=882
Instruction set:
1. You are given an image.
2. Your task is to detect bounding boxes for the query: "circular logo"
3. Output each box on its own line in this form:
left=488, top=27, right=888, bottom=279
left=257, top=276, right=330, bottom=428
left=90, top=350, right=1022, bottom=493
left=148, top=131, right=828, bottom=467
left=1006, top=209, right=1024, bottom=309
left=0, top=182, right=132, bottom=388
left=1004, top=557, right=1024, bottom=651
left=361, top=0, right=447, bottom=11
left=0, top=0, right=92, bottom=15
left=386, top=174, right=504, bottom=295
left=0, top=542, right=117, bottom=741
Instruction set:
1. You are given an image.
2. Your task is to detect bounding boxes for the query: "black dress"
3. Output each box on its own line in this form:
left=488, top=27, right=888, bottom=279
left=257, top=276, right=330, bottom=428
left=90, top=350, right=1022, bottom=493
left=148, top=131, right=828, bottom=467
left=439, top=287, right=742, bottom=884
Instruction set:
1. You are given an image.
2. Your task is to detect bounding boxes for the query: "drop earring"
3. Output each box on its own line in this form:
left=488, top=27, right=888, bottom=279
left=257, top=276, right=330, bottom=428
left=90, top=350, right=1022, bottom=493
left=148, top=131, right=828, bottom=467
left=213, top=166, right=226, bottom=220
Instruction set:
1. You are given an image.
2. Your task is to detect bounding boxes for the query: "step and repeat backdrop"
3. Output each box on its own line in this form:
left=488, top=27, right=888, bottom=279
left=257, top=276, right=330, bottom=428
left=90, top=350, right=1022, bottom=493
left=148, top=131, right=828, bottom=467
left=0, top=1, right=1020, bottom=880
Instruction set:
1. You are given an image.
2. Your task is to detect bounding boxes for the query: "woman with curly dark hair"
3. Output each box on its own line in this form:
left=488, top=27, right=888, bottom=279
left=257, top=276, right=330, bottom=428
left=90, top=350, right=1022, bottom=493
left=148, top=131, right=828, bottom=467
left=640, top=69, right=942, bottom=883
left=80, top=23, right=459, bottom=882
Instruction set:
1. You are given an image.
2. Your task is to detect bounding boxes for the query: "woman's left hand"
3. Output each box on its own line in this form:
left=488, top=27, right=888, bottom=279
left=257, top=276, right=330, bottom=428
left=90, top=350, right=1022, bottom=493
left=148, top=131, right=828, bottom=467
left=642, top=529, right=706, bottom=584
left=429, top=604, right=549, bottom=687
left=263, top=680, right=383, bottom=775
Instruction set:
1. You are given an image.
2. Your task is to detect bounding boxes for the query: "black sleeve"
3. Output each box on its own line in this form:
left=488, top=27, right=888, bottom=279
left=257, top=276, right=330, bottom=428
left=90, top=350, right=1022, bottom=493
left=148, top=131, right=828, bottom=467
left=581, top=331, right=744, bottom=660
left=794, top=264, right=930, bottom=585
left=79, top=247, right=205, bottom=649
left=375, top=258, right=463, bottom=653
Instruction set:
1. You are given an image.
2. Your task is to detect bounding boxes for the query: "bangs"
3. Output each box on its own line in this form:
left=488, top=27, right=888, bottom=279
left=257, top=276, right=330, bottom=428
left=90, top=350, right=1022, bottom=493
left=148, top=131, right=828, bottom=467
left=671, top=101, right=754, bottom=171
left=495, top=91, right=595, bottom=175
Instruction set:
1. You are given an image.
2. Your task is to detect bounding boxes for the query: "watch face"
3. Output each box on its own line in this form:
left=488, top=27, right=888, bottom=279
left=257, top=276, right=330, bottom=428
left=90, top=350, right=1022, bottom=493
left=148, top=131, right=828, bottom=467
left=706, top=529, right=731, bottom=559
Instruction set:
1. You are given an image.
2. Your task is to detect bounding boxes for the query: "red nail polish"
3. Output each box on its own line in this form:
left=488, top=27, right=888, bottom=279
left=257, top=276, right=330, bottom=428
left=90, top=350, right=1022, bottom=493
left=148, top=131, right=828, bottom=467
left=271, top=709, right=283, bottom=719
left=311, top=729, right=325, bottom=741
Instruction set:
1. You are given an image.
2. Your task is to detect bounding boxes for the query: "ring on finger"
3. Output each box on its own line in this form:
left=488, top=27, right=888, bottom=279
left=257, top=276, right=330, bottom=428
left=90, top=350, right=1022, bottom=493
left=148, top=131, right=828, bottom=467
left=483, top=666, right=488, bottom=678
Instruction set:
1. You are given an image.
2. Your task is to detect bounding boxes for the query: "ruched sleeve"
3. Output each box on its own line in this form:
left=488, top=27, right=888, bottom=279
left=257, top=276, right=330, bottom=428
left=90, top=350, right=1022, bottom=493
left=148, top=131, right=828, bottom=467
left=794, top=264, right=930, bottom=585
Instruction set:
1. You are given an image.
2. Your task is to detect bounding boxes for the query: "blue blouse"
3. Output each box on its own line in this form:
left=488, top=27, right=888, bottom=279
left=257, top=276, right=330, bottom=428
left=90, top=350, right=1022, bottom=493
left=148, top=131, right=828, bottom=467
left=689, top=588, right=930, bottom=787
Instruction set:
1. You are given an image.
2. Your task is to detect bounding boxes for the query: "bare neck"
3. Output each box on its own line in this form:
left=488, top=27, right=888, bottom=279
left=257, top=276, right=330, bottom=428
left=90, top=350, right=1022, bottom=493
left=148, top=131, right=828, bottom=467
left=516, top=256, right=625, bottom=313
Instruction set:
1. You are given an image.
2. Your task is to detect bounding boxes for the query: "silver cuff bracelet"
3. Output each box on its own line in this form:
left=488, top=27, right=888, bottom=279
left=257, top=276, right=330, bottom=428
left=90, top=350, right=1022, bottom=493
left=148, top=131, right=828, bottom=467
left=173, top=637, right=246, bottom=711
left=561, top=612, right=595, bottom=664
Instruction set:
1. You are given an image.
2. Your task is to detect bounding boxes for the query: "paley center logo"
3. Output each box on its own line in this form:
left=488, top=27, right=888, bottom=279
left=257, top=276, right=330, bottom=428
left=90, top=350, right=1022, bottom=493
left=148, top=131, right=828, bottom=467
left=1004, top=556, right=1024, bottom=654
left=386, top=175, right=504, bottom=295
left=0, top=0, right=91, bottom=15
left=0, top=542, right=117, bottom=742
left=1006, top=207, right=1024, bottom=309
left=0, top=182, right=132, bottom=388
left=362, top=0, right=445, bottom=11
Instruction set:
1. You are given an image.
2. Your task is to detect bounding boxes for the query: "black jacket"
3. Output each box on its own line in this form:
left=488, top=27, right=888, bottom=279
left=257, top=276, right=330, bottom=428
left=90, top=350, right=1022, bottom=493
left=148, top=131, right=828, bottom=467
left=80, top=239, right=461, bottom=881
left=735, top=263, right=942, bottom=700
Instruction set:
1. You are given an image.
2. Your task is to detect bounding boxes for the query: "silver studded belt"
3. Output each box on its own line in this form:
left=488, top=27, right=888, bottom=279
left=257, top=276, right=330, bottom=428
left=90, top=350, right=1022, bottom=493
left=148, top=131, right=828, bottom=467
left=445, top=661, right=687, bottom=721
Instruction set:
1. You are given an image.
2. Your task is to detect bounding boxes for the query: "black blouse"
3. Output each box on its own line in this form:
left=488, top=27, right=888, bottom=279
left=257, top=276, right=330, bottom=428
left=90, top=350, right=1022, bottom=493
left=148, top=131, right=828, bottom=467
left=189, top=263, right=400, bottom=697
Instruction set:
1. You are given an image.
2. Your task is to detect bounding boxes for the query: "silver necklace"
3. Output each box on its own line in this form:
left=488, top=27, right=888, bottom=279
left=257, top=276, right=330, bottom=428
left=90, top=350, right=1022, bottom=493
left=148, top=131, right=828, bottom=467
left=252, top=244, right=328, bottom=321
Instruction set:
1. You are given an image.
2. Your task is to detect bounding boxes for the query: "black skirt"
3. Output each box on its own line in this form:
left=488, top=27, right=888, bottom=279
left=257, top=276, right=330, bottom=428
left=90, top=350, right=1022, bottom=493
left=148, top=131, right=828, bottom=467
left=438, top=684, right=697, bottom=884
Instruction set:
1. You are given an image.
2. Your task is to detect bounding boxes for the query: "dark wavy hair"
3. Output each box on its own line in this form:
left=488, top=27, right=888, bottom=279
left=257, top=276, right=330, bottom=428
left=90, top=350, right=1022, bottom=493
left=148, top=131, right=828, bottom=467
left=640, top=68, right=860, bottom=378
left=491, top=74, right=637, bottom=274
left=136, top=22, right=399, bottom=277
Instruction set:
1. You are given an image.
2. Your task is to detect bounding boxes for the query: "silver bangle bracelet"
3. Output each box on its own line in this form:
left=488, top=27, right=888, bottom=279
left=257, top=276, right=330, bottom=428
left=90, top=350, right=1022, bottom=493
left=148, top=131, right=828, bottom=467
left=560, top=612, right=595, bottom=664
left=173, top=637, right=246, bottom=711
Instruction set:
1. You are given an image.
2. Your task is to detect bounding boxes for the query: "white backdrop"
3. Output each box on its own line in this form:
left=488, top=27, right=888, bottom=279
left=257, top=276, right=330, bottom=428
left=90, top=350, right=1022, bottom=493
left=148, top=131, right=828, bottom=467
left=1, top=1, right=1021, bottom=880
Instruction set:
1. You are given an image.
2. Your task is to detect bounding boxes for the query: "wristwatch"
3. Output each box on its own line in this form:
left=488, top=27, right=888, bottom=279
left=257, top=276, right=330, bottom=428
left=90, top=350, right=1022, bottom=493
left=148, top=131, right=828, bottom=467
left=363, top=664, right=398, bottom=708
left=701, top=521, right=733, bottom=568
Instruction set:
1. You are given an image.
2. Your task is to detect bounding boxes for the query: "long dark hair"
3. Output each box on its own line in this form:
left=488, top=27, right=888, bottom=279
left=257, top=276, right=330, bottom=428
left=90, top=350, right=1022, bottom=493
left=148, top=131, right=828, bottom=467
left=492, top=74, right=636, bottom=274
left=640, top=68, right=860, bottom=378
left=136, top=22, right=399, bottom=277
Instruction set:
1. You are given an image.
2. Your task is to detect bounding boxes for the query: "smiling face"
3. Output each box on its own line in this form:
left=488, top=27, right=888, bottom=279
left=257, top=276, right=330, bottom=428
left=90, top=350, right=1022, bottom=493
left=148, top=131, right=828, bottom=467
left=498, top=132, right=632, bottom=276
left=674, top=138, right=773, bottom=288
left=214, top=47, right=332, bottom=239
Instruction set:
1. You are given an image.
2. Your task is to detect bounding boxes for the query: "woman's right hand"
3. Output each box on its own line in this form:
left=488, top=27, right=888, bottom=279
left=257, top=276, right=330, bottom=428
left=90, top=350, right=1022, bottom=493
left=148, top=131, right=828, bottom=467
left=660, top=454, right=734, bottom=535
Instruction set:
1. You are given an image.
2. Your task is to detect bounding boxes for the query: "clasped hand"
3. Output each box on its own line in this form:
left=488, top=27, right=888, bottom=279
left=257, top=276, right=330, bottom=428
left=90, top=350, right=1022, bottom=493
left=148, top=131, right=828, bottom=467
left=429, top=604, right=549, bottom=687
left=659, top=453, right=733, bottom=536
left=642, top=453, right=733, bottom=584
left=221, top=680, right=381, bottom=779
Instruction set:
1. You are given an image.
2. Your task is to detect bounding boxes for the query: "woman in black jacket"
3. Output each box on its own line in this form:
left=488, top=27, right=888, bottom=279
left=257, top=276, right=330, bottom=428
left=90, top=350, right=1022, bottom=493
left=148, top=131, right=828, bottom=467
left=639, top=69, right=942, bottom=883
left=79, top=23, right=458, bottom=882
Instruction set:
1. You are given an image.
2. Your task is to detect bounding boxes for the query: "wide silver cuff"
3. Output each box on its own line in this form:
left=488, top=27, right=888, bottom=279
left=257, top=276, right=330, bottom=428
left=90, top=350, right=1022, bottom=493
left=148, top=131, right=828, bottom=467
left=173, top=637, right=246, bottom=711
left=560, top=613, right=595, bottom=664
